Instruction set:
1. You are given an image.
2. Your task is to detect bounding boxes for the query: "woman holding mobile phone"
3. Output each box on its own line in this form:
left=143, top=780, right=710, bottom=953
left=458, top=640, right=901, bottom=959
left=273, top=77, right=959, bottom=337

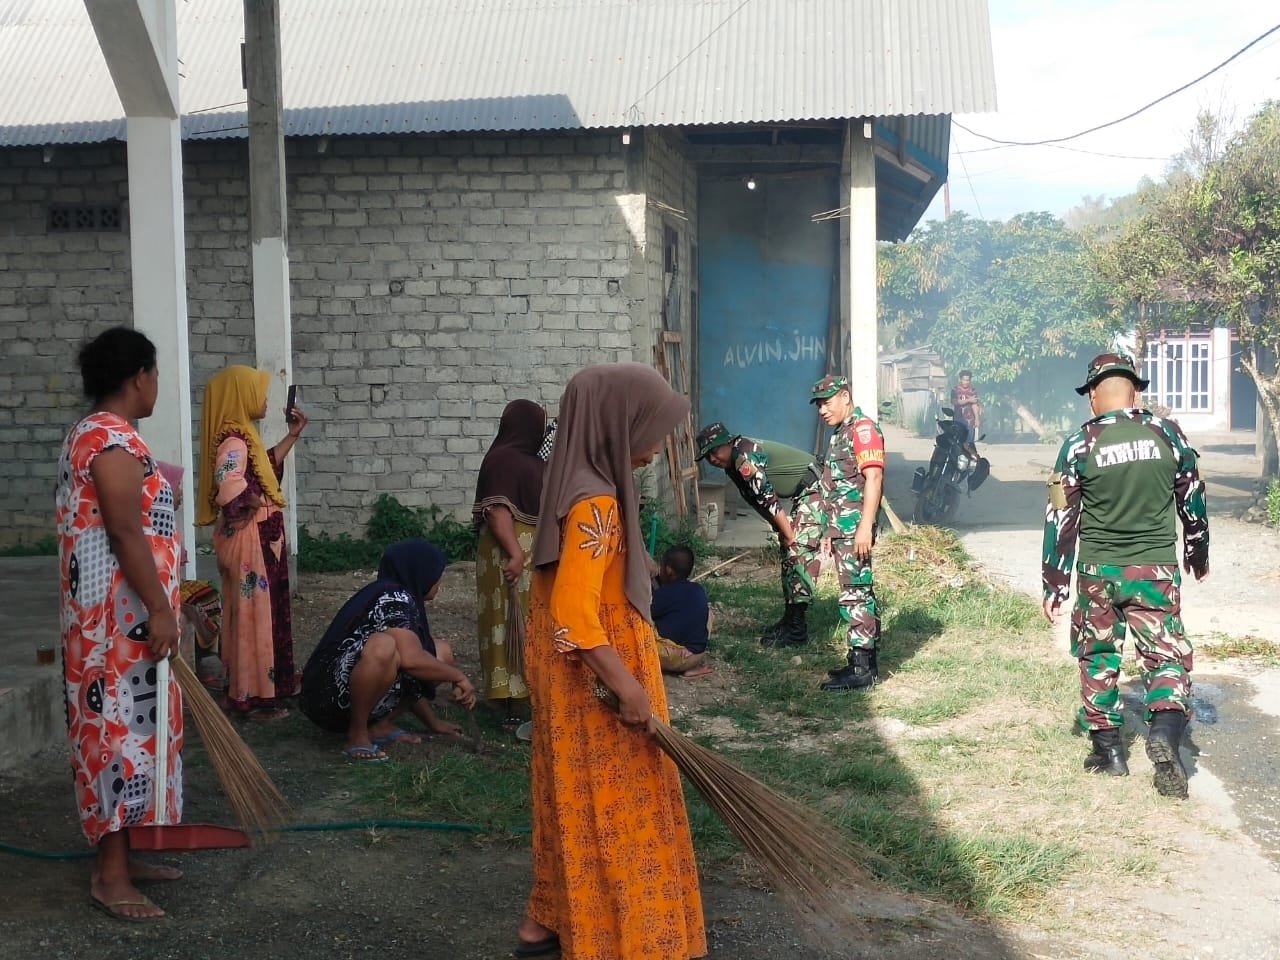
left=197, top=366, right=307, bottom=720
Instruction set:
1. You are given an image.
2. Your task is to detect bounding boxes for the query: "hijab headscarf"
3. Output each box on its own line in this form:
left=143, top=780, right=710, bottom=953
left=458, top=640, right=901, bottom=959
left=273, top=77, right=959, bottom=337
left=531, top=363, right=688, bottom=621
left=196, top=365, right=285, bottom=526
left=472, top=399, right=547, bottom=527
left=311, top=539, right=448, bottom=663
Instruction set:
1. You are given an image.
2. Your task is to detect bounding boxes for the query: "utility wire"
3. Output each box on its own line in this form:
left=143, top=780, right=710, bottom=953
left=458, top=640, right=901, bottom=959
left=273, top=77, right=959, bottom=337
left=954, top=21, right=1280, bottom=149
left=954, top=145, right=984, bottom=219
left=623, top=0, right=758, bottom=124
left=959, top=141, right=1172, bottom=162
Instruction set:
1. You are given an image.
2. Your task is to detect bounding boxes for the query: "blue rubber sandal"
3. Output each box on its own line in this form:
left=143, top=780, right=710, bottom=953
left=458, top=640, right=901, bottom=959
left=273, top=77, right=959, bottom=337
left=341, top=744, right=389, bottom=763
left=372, top=728, right=420, bottom=747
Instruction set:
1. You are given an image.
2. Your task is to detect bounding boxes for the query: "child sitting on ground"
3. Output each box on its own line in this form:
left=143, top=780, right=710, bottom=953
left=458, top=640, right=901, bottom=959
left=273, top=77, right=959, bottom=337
left=652, top=545, right=714, bottom=678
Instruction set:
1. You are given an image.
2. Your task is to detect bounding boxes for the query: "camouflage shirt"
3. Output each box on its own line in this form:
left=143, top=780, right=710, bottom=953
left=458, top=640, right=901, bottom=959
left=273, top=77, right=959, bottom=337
left=724, top=437, right=816, bottom=525
left=820, top=407, right=885, bottom=526
left=1042, top=407, right=1209, bottom=603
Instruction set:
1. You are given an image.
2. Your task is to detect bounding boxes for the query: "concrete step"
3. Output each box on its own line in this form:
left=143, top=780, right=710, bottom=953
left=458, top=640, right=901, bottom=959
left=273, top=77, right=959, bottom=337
left=0, top=557, right=64, bottom=771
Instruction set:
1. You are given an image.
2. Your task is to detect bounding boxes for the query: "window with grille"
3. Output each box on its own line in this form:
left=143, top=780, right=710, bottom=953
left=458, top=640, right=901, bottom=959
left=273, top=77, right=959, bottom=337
left=47, top=205, right=122, bottom=232
left=1142, top=336, right=1211, bottom=412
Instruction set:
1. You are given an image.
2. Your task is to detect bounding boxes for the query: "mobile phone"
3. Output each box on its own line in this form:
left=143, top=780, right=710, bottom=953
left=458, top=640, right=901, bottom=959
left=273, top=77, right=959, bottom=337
left=285, top=384, right=297, bottom=421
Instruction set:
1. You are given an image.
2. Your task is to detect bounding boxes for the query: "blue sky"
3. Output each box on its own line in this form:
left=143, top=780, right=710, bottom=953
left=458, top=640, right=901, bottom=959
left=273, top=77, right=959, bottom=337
left=924, top=0, right=1280, bottom=223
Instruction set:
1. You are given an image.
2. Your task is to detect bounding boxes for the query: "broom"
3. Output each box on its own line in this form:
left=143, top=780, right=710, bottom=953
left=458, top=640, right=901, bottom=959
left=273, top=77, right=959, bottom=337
left=505, top=580, right=526, bottom=682
left=170, top=654, right=290, bottom=835
left=605, top=692, right=898, bottom=935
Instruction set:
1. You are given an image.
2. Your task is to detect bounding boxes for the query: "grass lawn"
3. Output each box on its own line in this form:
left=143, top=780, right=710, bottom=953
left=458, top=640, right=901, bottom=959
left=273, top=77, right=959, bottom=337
left=341, top=526, right=1190, bottom=925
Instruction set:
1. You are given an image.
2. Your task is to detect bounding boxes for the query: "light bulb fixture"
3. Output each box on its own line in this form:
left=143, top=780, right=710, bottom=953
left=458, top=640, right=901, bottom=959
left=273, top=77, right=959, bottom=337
left=746, top=176, right=757, bottom=191
left=621, top=129, right=631, bottom=145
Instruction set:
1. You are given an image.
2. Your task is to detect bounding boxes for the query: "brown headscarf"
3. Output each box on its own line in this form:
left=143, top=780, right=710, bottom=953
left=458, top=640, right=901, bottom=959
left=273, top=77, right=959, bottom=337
left=471, top=399, right=547, bottom=527
left=531, top=362, right=689, bottom=621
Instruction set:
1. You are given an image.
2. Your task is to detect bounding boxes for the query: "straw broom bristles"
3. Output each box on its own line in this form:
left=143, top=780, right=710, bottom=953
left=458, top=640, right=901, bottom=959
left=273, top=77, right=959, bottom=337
left=171, top=655, right=290, bottom=835
left=506, top=581, right=526, bottom=681
left=649, top=715, right=896, bottom=937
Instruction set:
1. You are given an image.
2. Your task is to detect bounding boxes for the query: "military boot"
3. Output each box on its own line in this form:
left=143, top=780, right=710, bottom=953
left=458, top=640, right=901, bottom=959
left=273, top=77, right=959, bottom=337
left=758, top=609, right=787, bottom=646
left=820, top=648, right=877, bottom=692
left=1146, top=710, right=1189, bottom=799
left=1082, top=727, right=1128, bottom=776
left=761, top=604, right=808, bottom=648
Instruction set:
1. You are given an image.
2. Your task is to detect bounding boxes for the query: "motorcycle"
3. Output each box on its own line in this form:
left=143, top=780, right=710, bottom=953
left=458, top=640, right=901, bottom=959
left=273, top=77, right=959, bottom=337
left=910, top=407, right=990, bottom=524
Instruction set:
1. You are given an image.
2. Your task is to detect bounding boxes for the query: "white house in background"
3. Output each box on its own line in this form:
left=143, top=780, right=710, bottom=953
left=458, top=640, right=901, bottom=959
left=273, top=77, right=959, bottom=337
left=1138, top=327, right=1257, bottom=433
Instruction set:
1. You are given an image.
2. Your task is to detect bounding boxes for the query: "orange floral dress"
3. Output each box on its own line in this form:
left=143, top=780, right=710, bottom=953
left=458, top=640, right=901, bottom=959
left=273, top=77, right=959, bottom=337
left=56, top=413, right=183, bottom=844
left=525, top=496, right=706, bottom=960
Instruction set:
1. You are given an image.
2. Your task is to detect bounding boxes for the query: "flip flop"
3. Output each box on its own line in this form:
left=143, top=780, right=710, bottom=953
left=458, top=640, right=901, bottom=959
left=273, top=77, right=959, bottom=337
left=512, top=933, right=560, bottom=958
left=341, top=744, right=389, bottom=763
left=373, top=727, right=421, bottom=746
left=248, top=707, right=291, bottom=722
left=90, top=894, right=166, bottom=922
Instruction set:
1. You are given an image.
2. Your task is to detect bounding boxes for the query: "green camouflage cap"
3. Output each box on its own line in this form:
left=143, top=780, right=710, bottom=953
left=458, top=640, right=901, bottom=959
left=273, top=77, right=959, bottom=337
left=695, top=421, right=733, bottom=460
left=809, top=374, right=850, bottom=403
left=1075, top=352, right=1149, bottom=395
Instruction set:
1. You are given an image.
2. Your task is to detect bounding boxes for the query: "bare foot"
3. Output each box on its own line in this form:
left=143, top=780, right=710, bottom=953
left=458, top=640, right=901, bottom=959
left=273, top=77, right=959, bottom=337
left=128, top=858, right=183, bottom=883
left=90, top=874, right=166, bottom=920
left=517, top=916, right=556, bottom=944
left=424, top=717, right=462, bottom=737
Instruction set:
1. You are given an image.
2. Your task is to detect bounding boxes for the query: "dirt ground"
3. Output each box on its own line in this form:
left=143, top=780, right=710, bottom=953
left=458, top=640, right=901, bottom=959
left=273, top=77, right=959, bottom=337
left=0, top=561, right=1041, bottom=960
left=2, top=424, right=1279, bottom=960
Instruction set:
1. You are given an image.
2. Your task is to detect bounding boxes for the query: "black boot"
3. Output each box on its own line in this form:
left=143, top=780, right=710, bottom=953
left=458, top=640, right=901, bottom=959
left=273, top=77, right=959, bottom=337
left=761, top=604, right=808, bottom=648
left=1083, top=727, right=1128, bottom=776
left=820, top=648, right=877, bottom=692
left=758, top=611, right=786, bottom=646
left=1146, top=710, right=1189, bottom=799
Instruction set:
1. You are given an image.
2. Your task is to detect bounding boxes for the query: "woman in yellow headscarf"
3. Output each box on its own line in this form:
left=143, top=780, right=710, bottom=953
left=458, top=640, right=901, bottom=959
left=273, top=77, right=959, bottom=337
left=198, top=366, right=308, bottom=720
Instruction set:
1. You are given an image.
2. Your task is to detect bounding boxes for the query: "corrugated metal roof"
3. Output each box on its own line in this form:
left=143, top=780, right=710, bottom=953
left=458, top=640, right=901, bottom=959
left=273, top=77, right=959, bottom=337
left=0, top=0, right=996, bottom=147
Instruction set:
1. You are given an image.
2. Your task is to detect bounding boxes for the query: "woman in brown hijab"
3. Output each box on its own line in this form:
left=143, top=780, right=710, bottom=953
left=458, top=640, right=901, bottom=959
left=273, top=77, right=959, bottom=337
left=471, top=399, right=547, bottom=729
left=513, top=363, right=706, bottom=960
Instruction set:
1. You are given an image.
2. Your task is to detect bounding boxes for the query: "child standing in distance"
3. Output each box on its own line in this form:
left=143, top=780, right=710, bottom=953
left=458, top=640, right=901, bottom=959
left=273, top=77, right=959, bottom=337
left=652, top=545, right=714, bottom=678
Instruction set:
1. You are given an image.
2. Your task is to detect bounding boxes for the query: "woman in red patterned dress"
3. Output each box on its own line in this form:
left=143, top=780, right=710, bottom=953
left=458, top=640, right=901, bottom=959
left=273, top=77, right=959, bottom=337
left=56, top=327, right=184, bottom=921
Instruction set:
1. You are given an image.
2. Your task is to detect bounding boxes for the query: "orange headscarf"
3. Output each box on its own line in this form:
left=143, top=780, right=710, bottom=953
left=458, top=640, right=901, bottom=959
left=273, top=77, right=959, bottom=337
left=196, top=366, right=285, bottom=526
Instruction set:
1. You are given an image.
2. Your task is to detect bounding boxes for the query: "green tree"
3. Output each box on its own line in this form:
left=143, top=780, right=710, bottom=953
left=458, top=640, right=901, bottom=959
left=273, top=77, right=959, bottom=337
left=1097, top=101, right=1280, bottom=472
left=879, top=212, right=1123, bottom=434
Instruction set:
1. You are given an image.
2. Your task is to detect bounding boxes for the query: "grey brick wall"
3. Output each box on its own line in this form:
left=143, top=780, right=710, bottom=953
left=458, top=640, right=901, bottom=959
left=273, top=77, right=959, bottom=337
left=0, top=129, right=675, bottom=544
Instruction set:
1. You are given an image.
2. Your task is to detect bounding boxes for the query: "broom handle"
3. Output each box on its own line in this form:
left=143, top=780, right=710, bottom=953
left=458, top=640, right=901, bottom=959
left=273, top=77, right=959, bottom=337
left=154, top=654, right=170, bottom=827
left=691, top=550, right=753, bottom=583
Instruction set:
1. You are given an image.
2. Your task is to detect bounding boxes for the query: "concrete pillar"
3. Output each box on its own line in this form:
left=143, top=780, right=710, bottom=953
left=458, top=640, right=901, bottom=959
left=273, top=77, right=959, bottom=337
left=844, top=119, right=879, bottom=414
left=127, top=116, right=195, bottom=576
left=84, top=0, right=194, bottom=577
left=244, top=0, right=297, bottom=558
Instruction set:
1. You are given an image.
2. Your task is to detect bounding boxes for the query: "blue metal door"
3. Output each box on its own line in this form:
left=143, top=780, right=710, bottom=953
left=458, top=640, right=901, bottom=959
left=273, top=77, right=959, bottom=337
left=697, top=174, right=838, bottom=454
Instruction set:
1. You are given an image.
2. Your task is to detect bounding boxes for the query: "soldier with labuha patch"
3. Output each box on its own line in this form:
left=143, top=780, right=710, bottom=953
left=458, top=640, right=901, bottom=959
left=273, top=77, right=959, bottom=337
left=1042, top=353, right=1209, bottom=798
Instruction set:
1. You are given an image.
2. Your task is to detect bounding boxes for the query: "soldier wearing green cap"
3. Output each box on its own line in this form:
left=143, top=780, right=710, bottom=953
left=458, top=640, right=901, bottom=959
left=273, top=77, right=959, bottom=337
left=807, top=374, right=886, bottom=692
left=695, top=421, right=823, bottom=646
left=1042, top=352, right=1209, bottom=798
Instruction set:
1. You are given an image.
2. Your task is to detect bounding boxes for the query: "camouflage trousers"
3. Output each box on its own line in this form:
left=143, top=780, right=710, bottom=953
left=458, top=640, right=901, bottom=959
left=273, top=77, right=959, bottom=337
left=789, top=493, right=879, bottom=649
left=780, top=482, right=824, bottom=605
left=1070, top=563, right=1193, bottom=731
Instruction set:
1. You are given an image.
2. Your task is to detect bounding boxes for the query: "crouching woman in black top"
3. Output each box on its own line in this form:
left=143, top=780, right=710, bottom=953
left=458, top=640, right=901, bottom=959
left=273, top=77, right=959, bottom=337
left=300, top=539, right=477, bottom=761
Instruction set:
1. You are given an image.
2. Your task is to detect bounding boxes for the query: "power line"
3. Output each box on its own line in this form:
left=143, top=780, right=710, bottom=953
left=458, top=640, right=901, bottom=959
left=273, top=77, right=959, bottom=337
left=958, top=140, right=1172, bottom=162
left=953, top=145, right=984, bottom=219
left=622, top=0, right=758, bottom=124
left=954, top=21, right=1280, bottom=149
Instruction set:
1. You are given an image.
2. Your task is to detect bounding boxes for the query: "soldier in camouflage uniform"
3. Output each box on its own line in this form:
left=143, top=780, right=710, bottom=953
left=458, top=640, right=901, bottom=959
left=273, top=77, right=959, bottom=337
left=808, top=375, right=886, bottom=692
left=695, top=421, right=823, bottom=647
left=1043, top=353, right=1209, bottom=798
